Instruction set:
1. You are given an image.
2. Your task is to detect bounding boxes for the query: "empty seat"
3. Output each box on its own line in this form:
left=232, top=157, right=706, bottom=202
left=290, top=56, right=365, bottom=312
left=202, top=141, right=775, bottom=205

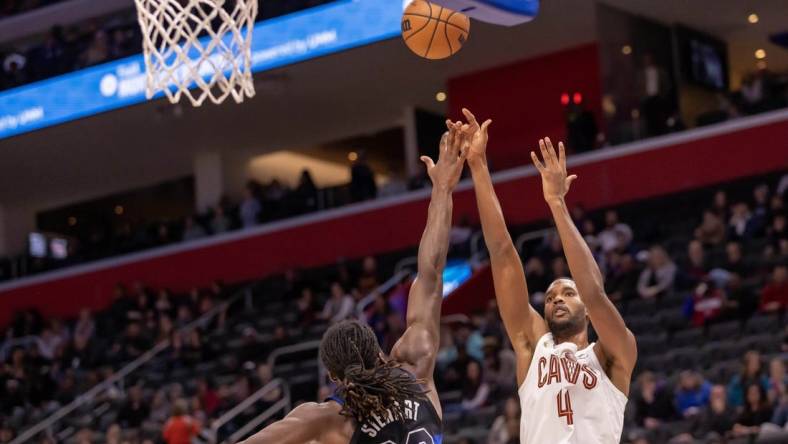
left=707, top=320, right=742, bottom=341
left=666, top=346, right=705, bottom=370
left=744, top=314, right=781, bottom=334
left=626, top=299, right=658, bottom=316
left=740, top=333, right=781, bottom=354
left=637, top=333, right=668, bottom=356
left=706, top=359, right=742, bottom=383
left=659, top=308, right=689, bottom=331
left=702, top=340, right=746, bottom=362
left=670, top=327, right=705, bottom=348
left=627, top=315, right=662, bottom=335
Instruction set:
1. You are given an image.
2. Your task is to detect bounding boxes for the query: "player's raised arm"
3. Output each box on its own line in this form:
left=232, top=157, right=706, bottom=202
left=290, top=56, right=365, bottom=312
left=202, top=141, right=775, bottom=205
left=462, top=108, right=548, bottom=385
left=531, top=138, right=637, bottom=394
left=390, top=122, right=467, bottom=383
left=236, top=402, right=338, bottom=444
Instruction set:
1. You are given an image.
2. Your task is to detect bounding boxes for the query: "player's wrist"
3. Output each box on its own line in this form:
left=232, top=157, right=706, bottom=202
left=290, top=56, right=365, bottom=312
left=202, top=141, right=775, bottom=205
left=546, top=196, right=566, bottom=208
left=467, top=156, right=488, bottom=171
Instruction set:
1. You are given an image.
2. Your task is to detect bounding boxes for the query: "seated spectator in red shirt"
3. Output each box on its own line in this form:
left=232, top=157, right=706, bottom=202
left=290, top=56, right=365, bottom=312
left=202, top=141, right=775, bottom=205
left=686, top=282, right=725, bottom=327
left=163, top=399, right=201, bottom=444
left=760, top=264, right=788, bottom=313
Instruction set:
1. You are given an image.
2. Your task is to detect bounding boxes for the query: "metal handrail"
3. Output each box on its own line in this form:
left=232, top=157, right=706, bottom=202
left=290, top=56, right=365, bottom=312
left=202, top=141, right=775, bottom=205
left=10, top=287, right=248, bottom=444
left=224, top=385, right=292, bottom=444
left=202, top=378, right=290, bottom=443
left=514, top=228, right=555, bottom=255
left=355, top=269, right=412, bottom=318
left=394, top=256, right=418, bottom=275
left=266, top=340, right=322, bottom=368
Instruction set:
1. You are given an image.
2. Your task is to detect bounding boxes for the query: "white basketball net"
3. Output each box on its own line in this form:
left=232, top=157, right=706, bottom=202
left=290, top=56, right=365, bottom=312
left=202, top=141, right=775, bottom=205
left=134, top=0, right=258, bottom=106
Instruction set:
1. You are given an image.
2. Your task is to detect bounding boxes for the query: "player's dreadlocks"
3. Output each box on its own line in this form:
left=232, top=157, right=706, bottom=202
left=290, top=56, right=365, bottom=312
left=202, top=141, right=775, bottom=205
left=319, top=320, right=428, bottom=424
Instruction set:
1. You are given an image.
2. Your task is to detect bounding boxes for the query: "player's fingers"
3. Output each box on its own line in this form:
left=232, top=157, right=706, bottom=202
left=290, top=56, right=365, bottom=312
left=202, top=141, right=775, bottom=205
left=420, top=156, right=435, bottom=170
left=545, top=137, right=558, bottom=167
left=566, top=174, right=578, bottom=187
left=451, top=122, right=464, bottom=157
left=538, top=139, right=549, bottom=166
left=531, top=151, right=545, bottom=172
left=462, top=108, right=478, bottom=127
left=558, top=141, right=567, bottom=170
left=481, top=119, right=492, bottom=136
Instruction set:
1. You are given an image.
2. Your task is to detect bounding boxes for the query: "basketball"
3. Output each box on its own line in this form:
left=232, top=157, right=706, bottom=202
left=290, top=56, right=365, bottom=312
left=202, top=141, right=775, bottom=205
left=401, top=0, right=470, bottom=60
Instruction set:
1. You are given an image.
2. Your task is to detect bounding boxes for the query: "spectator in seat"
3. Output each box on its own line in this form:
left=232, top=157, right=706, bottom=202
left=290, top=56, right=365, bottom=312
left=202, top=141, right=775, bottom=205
left=295, top=287, right=316, bottom=327
left=750, top=184, right=771, bottom=236
left=453, top=360, right=490, bottom=413
left=684, top=240, right=708, bottom=285
left=723, top=274, right=758, bottom=321
left=181, top=216, right=206, bottom=241
left=767, top=357, right=787, bottom=406
left=481, top=336, right=517, bottom=396
left=487, top=396, right=521, bottom=444
left=210, top=205, right=230, bottom=234
left=163, top=398, right=201, bottom=444
left=605, top=252, right=640, bottom=301
left=357, top=256, right=379, bottom=296
left=239, top=181, right=262, bottom=229
left=712, top=190, right=729, bottom=220
left=694, top=210, right=726, bottom=246
left=105, top=424, right=121, bottom=444
left=765, top=213, right=787, bottom=258
left=634, top=371, right=677, bottom=430
left=117, top=384, right=149, bottom=428
left=349, top=150, right=377, bottom=202
left=636, top=52, right=672, bottom=137
left=318, top=282, right=354, bottom=324
left=728, top=202, right=755, bottom=241
left=74, top=309, right=95, bottom=345
left=524, top=257, right=551, bottom=298
left=728, top=351, right=769, bottom=408
left=688, top=384, right=737, bottom=442
left=733, top=383, right=773, bottom=438
left=760, top=264, right=788, bottom=314
left=675, top=370, right=712, bottom=417
left=686, top=281, right=725, bottom=327
left=637, top=245, right=677, bottom=299
left=196, top=378, right=219, bottom=418
left=598, top=210, right=634, bottom=253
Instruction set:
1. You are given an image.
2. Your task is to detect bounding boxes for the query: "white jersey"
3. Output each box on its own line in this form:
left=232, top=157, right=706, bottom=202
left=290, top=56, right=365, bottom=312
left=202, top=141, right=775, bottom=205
left=518, top=333, right=628, bottom=444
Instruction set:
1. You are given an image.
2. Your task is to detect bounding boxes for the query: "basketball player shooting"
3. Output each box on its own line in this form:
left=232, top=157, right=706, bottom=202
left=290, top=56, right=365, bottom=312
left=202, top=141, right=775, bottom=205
left=459, top=109, right=637, bottom=444
left=236, top=123, right=469, bottom=444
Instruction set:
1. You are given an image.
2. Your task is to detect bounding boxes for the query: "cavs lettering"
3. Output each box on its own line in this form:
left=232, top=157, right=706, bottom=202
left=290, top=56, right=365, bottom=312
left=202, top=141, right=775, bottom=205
left=536, top=354, right=598, bottom=390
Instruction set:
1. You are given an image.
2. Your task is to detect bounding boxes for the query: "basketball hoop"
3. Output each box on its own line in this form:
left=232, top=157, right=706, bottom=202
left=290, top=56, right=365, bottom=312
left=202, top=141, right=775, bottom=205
left=134, top=0, right=258, bottom=106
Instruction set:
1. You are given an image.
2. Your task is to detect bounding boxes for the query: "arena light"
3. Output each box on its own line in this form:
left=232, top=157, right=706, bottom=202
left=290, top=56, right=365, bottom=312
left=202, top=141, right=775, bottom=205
left=435, top=91, right=447, bottom=102
left=748, top=13, right=759, bottom=24
left=573, top=92, right=583, bottom=105
left=755, top=49, right=766, bottom=59
left=621, top=45, right=632, bottom=55
left=560, top=92, right=570, bottom=106
left=348, top=152, right=358, bottom=162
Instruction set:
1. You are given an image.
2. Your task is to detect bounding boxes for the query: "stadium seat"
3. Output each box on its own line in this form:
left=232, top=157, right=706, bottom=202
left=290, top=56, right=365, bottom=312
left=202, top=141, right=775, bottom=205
left=744, top=314, right=781, bottom=335
left=659, top=308, right=689, bottom=331
left=626, top=299, right=659, bottom=317
left=670, top=327, right=705, bottom=348
left=636, top=332, right=668, bottom=356
left=707, top=320, right=742, bottom=341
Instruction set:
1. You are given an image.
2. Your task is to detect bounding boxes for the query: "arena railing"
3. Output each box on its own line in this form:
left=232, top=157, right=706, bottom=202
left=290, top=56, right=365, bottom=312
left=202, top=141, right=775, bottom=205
left=199, top=378, right=291, bottom=444
left=515, top=228, right=555, bottom=255
left=9, top=286, right=250, bottom=444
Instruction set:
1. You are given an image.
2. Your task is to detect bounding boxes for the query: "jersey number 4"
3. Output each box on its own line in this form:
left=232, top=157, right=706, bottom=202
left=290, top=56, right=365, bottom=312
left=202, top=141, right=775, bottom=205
left=381, top=427, right=434, bottom=444
left=556, top=390, right=574, bottom=425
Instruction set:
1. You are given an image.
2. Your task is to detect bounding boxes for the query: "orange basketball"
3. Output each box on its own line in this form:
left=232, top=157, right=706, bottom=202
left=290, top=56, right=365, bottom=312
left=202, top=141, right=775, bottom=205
left=401, top=0, right=470, bottom=60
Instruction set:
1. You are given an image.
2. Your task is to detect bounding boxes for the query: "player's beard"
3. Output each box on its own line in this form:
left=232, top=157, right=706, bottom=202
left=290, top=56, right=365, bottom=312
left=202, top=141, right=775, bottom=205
left=547, top=308, right=586, bottom=340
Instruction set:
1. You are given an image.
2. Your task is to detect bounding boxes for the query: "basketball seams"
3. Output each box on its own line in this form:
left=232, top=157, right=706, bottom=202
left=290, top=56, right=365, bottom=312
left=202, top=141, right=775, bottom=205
left=401, top=12, right=469, bottom=33
left=443, top=9, right=456, bottom=54
left=423, top=5, right=444, bottom=58
left=402, top=8, right=435, bottom=42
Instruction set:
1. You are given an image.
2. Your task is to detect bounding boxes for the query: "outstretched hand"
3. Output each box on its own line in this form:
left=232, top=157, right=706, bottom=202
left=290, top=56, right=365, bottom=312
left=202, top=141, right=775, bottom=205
left=421, top=121, right=468, bottom=192
left=458, top=108, right=492, bottom=166
left=530, top=137, right=577, bottom=203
